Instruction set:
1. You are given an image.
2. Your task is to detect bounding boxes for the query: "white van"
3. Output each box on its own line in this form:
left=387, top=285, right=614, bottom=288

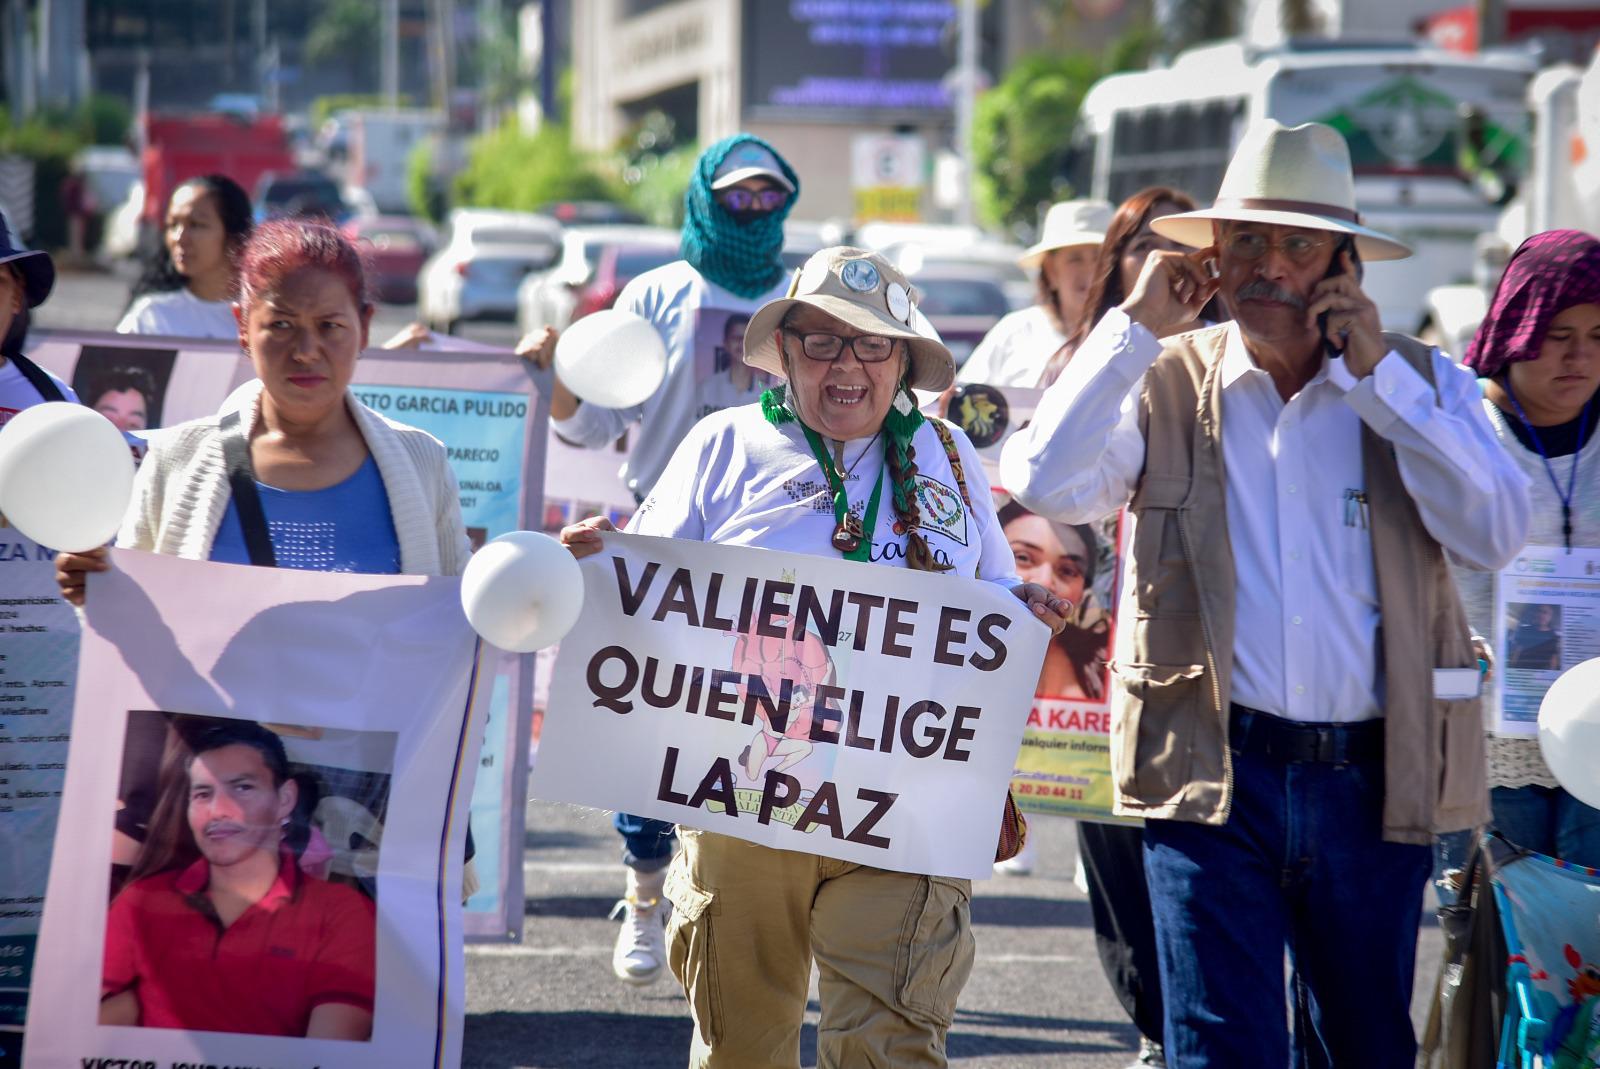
left=1073, top=39, right=1537, bottom=332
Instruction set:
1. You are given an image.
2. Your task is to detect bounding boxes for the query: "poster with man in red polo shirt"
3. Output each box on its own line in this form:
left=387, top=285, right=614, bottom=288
left=22, top=550, right=487, bottom=1069
left=100, top=712, right=387, bottom=1039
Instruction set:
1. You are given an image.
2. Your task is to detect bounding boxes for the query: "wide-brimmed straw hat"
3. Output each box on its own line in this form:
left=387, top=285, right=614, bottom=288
left=1150, top=120, right=1411, bottom=261
left=1018, top=199, right=1114, bottom=269
left=0, top=209, right=55, bottom=308
left=744, top=247, right=955, bottom=392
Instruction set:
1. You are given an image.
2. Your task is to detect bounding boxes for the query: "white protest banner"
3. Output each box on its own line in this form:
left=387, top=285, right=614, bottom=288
left=23, top=331, right=547, bottom=944
left=1492, top=544, right=1600, bottom=736
left=534, top=532, right=1048, bottom=880
left=24, top=549, right=486, bottom=1069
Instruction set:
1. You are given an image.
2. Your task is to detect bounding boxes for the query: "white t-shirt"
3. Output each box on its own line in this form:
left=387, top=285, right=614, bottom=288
left=550, top=260, right=791, bottom=500
left=116, top=289, right=238, bottom=340
left=955, top=305, right=1068, bottom=388
left=629, top=402, right=1020, bottom=586
left=0, top=356, right=78, bottom=430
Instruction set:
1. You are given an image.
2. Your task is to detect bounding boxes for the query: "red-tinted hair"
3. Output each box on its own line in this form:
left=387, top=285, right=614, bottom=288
left=1067, top=186, right=1202, bottom=348
left=236, top=218, right=372, bottom=317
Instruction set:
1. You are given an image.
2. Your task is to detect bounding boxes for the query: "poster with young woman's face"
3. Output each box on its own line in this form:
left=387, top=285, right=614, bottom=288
left=998, top=499, right=1131, bottom=824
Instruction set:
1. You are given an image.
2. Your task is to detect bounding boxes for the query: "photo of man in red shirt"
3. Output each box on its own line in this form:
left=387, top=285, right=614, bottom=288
left=100, top=719, right=376, bottom=1039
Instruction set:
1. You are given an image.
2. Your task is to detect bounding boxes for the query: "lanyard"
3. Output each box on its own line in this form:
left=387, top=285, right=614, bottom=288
left=1506, top=386, right=1590, bottom=553
left=799, top=422, right=884, bottom=562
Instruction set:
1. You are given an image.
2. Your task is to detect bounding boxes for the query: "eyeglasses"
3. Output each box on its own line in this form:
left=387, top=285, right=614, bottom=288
left=784, top=330, right=897, bottom=363
left=1222, top=229, right=1336, bottom=264
left=717, top=187, right=789, bottom=213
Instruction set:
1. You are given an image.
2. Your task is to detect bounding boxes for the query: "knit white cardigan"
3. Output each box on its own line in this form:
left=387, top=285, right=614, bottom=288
left=118, top=380, right=473, bottom=577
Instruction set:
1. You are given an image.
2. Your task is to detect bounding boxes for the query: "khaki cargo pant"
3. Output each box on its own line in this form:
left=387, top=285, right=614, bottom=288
left=663, top=826, right=976, bottom=1069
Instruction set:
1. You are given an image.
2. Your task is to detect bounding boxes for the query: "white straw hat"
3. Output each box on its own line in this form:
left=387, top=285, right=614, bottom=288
left=1150, top=120, right=1411, bottom=261
left=1018, top=199, right=1114, bottom=268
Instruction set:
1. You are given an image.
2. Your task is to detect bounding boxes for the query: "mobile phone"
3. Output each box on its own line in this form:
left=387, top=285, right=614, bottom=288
left=1318, top=237, right=1362, bottom=354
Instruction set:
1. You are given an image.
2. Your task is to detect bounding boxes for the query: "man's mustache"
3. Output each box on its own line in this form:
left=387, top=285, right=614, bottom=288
left=1235, top=280, right=1307, bottom=309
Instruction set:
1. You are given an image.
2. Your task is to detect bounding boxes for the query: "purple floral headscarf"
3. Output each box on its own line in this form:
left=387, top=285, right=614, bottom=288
left=1464, top=229, right=1600, bottom=378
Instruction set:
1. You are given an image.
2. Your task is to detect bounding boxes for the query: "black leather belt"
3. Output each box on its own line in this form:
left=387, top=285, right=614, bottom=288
left=1228, top=704, right=1383, bottom=765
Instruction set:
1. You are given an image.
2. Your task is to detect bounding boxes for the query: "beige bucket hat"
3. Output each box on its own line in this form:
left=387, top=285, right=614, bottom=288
left=743, top=247, right=956, bottom=392
left=1018, top=199, right=1114, bottom=269
left=1150, top=120, right=1411, bottom=261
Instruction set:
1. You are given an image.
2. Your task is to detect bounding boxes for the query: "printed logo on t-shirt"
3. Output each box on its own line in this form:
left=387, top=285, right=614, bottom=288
left=911, top=474, right=968, bottom=546
left=694, top=307, right=773, bottom=421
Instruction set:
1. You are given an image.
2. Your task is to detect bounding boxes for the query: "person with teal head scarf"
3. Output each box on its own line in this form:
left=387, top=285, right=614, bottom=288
left=680, top=134, right=799, bottom=298
left=524, top=133, right=801, bottom=990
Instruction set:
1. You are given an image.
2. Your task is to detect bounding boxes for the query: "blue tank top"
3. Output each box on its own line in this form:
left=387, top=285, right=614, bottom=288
left=210, top=454, right=401, bottom=574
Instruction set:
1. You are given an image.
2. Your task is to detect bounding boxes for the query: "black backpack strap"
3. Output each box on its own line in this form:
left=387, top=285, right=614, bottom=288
left=7, top=352, right=67, bottom=403
left=219, top=410, right=277, bottom=568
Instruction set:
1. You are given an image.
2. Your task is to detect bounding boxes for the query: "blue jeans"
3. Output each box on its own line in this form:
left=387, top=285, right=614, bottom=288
left=614, top=812, right=676, bottom=872
left=1435, top=784, right=1600, bottom=901
left=1144, top=732, right=1431, bottom=1067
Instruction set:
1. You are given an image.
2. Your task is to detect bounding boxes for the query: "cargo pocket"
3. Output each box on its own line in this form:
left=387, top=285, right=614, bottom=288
left=1435, top=698, right=1486, bottom=815
left=894, top=876, right=975, bottom=1029
left=1112, top=662, right=1205, bottom=803
left=664, top=865, right=722, bottom=1047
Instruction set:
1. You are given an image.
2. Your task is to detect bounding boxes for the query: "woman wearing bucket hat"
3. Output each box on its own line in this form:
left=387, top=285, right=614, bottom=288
left=0, top=209, right=78, bottom=422
left=524, top=134, right=802, bottom=987
left=560, top=247, right=1069, bottom=1068
left=956, top=199, right=1112, bottom=388
left=1001, top=120, right=1529, bottom=1066
left=1437, top=230, right=1600, bottom=879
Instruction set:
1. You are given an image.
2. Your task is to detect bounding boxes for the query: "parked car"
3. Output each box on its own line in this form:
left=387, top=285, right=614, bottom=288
left=343, top=216, right=436, bottom=304
left=254, top=169, right=350, bottom=225
left=418, top=209, right=563, bottom=332
left=99, top=180, right=145, bottom=262
left=894, top=242, right=1033, bottom=312
left=908, top=268, right=1012, bottom=368
left=516, top=224, right=679, bottom=332
left=781, top=219, right=849, bottom=269
left=532, top=200, right=647, bottom=226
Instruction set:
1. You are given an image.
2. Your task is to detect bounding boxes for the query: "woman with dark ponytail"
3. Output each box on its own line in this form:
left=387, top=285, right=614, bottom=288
left=559, top=247, right=1070, bottom=1069
left=117, top=174, right=253, bottom=339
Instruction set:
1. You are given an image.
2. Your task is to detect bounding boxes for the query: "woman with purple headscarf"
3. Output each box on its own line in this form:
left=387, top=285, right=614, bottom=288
left=1442, top=228, right=1600, bottom=883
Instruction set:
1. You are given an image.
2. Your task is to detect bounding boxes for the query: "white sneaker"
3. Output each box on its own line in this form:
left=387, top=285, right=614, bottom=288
left=609, top=866, right=669, bottom=985
left=993, top=834, right=1038, bottom=876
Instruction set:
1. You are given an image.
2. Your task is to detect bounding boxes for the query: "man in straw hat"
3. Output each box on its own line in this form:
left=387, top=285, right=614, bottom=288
left=561, top=246, right=1067, bottom=1067
left=1000, top=120, right=1529, bottom=1065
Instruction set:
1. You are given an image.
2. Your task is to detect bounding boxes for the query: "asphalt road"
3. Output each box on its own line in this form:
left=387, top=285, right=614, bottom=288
left=34, top=265, right=1447, bottom=1069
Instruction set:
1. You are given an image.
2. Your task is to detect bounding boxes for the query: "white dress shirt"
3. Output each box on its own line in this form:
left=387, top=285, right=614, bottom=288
left=955, top=305, right=1068, bottom=387
left=999, top=309, right=1530, bottom=723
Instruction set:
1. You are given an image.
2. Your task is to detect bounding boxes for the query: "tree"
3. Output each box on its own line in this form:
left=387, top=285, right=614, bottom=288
left=452, top=120, right=620, bottom=212
left=307, top=0, right=380, bottom=86
left=972, top=51, right=1103, bottom=233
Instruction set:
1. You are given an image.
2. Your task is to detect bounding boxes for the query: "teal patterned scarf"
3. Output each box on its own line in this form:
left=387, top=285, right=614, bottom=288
left=680, top=134, right=798, bottom=299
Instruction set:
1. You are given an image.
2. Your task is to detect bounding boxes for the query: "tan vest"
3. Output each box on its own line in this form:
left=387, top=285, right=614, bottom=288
left=1115, top=325, right=1489, bottom=845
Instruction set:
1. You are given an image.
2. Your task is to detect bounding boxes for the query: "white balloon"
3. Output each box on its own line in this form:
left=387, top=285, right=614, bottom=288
left=0, top=402, right=135, bottom=552
left=554, top=308, right=668, bottom=410
left=1538, top=657, right=1600, bottom=809
left=460, top=531, right=586, bottom=652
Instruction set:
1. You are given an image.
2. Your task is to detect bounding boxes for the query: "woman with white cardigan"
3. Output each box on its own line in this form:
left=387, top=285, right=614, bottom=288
left=59, top=217, right=470, bottom=589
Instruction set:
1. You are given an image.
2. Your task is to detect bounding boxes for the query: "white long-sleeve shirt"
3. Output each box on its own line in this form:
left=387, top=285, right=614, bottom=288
left=999, top=309, right=1530, bottom=722
left=955, top=305, right=1067, bottom=388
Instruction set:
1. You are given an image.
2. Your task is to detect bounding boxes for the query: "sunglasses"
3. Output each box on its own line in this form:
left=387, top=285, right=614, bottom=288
left=717, top=188, right=790, bottom=213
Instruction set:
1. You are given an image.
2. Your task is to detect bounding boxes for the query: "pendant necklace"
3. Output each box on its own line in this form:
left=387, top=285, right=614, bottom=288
left=800, top=424, right=884, bottom=560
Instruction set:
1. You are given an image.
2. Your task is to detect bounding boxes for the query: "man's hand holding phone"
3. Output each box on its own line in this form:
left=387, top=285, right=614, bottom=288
left=1306, top=249, right=1385, bottom=377
left=1120, top=247, right=1220, bottom=339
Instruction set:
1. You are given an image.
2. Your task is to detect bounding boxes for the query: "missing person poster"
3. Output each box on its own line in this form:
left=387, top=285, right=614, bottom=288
left=942, top=383, right=1131, bottom=823
left=1492, top=544, right=1600, bottom=736
left=534, top=532, right=1048, bottom=880
left=25, top=331, right=548, bottom=943
left=347, top=348, right=547, bottom=942
left=23, top=549, right=486, bottom=1069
